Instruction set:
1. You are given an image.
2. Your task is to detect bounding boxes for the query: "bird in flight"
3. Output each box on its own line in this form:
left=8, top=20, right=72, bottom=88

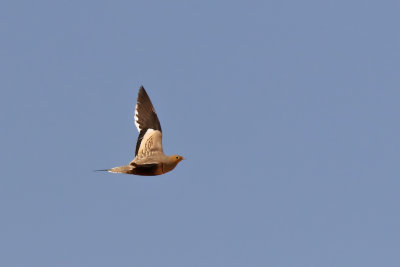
left=98, top=86, right=184, bottom=175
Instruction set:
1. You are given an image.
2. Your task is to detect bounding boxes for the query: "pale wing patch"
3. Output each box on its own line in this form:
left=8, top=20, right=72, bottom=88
left=136, top=129, right=163, bottom=159
left=134, top=104, right=140, bottom=132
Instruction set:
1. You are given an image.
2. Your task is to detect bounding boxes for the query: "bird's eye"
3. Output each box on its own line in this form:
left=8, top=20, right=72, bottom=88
left=176, top=156, right=179, bottom=159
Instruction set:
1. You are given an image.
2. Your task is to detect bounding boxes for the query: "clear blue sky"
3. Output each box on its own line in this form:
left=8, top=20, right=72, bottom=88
left=1, top=1, right=399, bottom=266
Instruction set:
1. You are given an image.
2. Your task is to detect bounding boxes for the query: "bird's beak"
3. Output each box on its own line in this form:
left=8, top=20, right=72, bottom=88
left=182, top=157, right=186, bottom=160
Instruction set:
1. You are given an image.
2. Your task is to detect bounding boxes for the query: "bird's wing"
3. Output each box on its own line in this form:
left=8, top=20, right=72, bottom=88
left=133, top=86, right=163, bottom=158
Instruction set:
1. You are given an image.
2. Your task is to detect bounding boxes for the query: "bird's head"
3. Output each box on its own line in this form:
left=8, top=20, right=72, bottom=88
left=169, top=155, right=185, bottom=163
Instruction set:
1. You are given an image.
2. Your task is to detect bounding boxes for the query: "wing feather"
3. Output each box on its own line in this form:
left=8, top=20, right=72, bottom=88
left=134, top=86, right=162, bottom=133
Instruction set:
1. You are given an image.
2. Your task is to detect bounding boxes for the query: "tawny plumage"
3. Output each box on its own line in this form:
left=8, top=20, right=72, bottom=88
left=98, top=86, right=184, bottom=175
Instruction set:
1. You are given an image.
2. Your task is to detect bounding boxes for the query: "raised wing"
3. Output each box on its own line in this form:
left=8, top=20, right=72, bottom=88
left=133, top=86, right=163, bottom=158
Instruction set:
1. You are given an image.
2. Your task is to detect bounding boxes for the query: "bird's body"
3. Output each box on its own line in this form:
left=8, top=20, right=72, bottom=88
left=100, top=86, right=184, bottom=176
left=108, top=155, right=183, bottom=176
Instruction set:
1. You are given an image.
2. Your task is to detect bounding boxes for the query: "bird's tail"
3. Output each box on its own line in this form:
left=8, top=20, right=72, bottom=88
left=94, top=169, right=110, bottom=172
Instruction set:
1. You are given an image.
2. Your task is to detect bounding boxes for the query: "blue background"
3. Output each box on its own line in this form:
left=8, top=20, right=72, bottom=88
left=1, top=1, right=399, bottom=266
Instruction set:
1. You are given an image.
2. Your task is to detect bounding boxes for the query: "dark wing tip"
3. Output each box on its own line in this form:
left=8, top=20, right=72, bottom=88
left=135, top=86, right=162, bottom=132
